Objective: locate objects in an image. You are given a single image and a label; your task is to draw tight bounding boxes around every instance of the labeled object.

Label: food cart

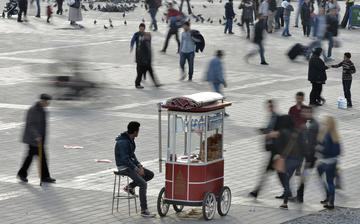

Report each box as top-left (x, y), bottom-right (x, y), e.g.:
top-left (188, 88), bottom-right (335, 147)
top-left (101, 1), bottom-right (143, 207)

top-left (156, 92), bottom-right (232, 220)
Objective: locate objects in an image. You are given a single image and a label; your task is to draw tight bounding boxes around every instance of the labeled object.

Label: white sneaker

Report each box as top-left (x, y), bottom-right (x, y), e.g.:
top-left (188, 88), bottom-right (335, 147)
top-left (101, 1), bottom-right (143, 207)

top-left (141, 209), bottom-right (156, 218)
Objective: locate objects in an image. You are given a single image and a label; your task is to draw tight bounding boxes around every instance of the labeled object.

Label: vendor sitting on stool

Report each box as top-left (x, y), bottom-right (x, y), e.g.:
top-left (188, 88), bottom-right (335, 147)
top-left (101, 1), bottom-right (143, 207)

top-left (114, 121), bottom-right (156, 218)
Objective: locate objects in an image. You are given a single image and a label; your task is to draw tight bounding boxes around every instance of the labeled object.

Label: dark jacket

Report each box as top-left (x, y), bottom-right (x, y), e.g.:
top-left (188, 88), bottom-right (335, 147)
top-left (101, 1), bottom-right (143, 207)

top-left (302, 119), bottom-right (319, 165)
top-left (254, 18), bottom-right (265, 44)
top-left (318, 133), bottom-right (341, 158)
top-left (326, 15), bottom-right (338, 37)
top-left (191, 30), bottom-right (205, 53)
top-left (308, 54), bottom-right (328, 83)
top-left (22, 102), bottom-right (47, 147)
top-left (275, 129), bottom-right (305, 160)
top-left (301, 2), bottom-right (312, 26)
top-left (114, 132), bottom-right (141, 170)
top-left (225, 2), bottom-right (235, 19)
top-left (136, 39), bottom-right (152, 66)
top-left (130, 31), bottom-right (144, 49)
top-left (269, 0), bottom-right (277, 12)
top-left (146, 0), bottom-right (158, 9)
top-left (239, 0), bottom-right (254, 21)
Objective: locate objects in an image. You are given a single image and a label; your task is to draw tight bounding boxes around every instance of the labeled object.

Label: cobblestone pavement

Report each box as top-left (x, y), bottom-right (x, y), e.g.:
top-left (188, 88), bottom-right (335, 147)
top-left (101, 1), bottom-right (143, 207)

top-left (0, 0), bottom-right (360, 223)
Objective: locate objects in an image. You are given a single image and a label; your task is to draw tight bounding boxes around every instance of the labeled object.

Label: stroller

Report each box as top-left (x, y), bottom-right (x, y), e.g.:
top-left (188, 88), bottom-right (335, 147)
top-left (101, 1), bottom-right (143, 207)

top-left (2, 0), bottom-right (19, 18)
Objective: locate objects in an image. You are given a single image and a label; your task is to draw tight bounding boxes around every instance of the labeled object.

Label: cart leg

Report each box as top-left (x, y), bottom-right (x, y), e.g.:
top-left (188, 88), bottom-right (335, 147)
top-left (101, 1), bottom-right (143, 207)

top-left (127, 177), bottom-right (131, 216)
top-left (112, 174), bottom-right (116, 214)
top-left (117, 175), bottom-right (120, 212)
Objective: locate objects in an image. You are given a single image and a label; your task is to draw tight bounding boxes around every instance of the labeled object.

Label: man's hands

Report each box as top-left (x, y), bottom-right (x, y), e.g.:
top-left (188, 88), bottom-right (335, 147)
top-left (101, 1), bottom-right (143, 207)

top-left (137, 166), bottom-right (145, 177)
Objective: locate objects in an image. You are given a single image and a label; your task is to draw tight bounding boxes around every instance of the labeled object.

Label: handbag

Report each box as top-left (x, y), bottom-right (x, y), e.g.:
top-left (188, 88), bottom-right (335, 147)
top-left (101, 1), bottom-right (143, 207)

top-left (273, 132), bottom-right (298, 173)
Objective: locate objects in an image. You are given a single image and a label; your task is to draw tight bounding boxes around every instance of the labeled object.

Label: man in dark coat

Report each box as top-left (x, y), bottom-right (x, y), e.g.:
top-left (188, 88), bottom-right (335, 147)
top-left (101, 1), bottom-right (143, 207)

top-left (239, 0), bottom-right (254, 39)
top-left (301, 0), bottom-right (313, 37)
top-left (340, 0), bottom-right (354, 28)
top-left (308, 48), bottom-right (329, 106)
top-left (268, 0), bottom-right (277, 33)
top-left (245, 14), bottom-right (268, 65)
top-left (17, 0), bottom-right (28, 22)
top-left (17, 94), bottom-right (56, 183)
top-left (224, 0), bottom-right (236, 34)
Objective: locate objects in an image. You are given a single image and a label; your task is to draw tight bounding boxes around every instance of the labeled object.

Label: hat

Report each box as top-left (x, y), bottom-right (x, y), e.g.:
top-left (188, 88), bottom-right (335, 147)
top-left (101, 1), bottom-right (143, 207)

top-left (40, 94), bottom-right (52, 101)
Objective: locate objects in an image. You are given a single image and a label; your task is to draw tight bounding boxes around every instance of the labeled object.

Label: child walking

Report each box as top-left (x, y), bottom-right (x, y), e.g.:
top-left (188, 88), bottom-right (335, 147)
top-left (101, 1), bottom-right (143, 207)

top-left (47, 1), bottom-right (53, 23)
top-left (331, 52), bottom-right (356, 107)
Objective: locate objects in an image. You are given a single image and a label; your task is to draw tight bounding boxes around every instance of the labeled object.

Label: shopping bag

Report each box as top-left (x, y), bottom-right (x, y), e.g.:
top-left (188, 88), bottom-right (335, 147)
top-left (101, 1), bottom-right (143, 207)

top-left (337, 97), bottom-right (347, 109)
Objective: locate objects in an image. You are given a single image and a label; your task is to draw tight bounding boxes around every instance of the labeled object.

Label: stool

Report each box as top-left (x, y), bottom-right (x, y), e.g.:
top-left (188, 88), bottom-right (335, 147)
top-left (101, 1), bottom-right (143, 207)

top-left (112, 171), bottom-right (138, 215)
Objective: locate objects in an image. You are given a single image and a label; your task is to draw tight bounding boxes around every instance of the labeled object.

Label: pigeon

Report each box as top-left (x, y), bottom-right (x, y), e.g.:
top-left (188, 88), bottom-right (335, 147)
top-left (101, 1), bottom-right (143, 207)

top-left (142, 18), bottom-right (145, 22)
top-left (195, 18), bottom-right (199, 22)
top-left (109, 19), bottom-right (113, 28)
top-left (220, 0), bottom-right (222, 3)
top-left (191, 5), bottom-right (194, 8)
top-left (219, 19), bottom-right (221, 24)
top-left (172, 0), bottom-right (177, 4)
top-left (210, 20), bottom-right (213, 24)
top-left (236, 22), bottom-right (242, 26)
top-left (223, 15), bottom-right (226, 20)
top-left (94, 19), bottom-right (97, 24)
top-left (89, 3), bottom-right (94, 9)
top-left (207, 17), bottom-right (211, 22)
top-left (97, 4), bottom-right (101, 10)
top-left (123, 12), bottom-right (126, 17)
top-left (81, 5), bottom-right (88, 11)
top-left (104, 25), bottom-right (108, 29)
top-left (234, 18), bottom-right (237, 23)
top-left (162, 17), bottom-right (165, 22)
top-left (124, 20), bottom-right (127, 25)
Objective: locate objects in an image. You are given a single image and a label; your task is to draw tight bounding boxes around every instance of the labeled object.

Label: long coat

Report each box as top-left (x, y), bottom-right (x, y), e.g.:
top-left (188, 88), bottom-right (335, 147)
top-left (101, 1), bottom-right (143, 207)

top-left (301, 2), bottom-right (312, 26)
top-left (22, 103), bottom-right (47, 147)
top-left (69, 0), bottom-right (83, 22)
top-left (308, 55), bottom-right (328, 83)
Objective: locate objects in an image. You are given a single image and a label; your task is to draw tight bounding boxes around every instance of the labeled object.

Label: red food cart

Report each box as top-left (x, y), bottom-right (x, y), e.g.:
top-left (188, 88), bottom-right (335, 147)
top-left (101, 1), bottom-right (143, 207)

top-left (156, 92), bottom-right (232, 220)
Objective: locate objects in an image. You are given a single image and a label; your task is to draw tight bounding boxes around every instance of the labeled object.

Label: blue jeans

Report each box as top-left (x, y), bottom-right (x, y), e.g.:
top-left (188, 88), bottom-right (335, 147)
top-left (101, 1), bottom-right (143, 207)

top-left (224, 18), bottom-right (233, 33)
top-left (213, 82), bottom-right (222, 94)
top-left (263, 16), bottom-right (268, 32)
top-left (31, 0), bottom-right (40, 16)
top-left (317, 162), bottom-right (337, 205)
top-left (258, 42), bottom-right (265, 63)
top-left (295, 6), bottom-right (301, 26)
top-left (180, 52), bottom-right (195, 80)
top-left (283, 157), bottom-right (303, 204)
top-left (327, 33), bottom-right (334, 58)
top-left (306, 39), bottom-right (328, 61)
top-left (275, 7), bottom-right (283, 28)
top-left (149, 8), bottom-right (158, 30)
top-left (282, 16), bottom-right (290, 36)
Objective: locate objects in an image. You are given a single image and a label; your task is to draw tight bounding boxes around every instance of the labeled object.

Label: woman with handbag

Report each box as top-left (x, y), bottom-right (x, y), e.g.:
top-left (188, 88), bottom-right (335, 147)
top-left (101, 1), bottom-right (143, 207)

top-left (316, 116), bottom-right (341, 209)
top-left (68, 0), bottom-right (82, 26)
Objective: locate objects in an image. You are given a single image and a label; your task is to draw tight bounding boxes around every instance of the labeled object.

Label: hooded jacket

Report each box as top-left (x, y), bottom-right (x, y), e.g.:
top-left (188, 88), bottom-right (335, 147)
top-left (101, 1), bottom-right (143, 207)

top-left (114, 132), bottom-right (141, 170)
top-left (23, 102), bottom-right (47, 147)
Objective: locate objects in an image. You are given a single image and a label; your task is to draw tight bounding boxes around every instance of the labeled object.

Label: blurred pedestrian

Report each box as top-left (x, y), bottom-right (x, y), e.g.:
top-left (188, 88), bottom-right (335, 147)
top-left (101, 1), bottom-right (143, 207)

top-left (146, 0), bottom-right (160, 31)
top-left (47, 1), bottom-right (53, 23)
top-left (179, 0), bottom-right (192, 15)
top-left (331, 52), bottom-right (356, 107)
top-left (300, 0), bottom-right (313, 37)
top-left (288, 92), bottom-right (308, 130)
top-left (130, 23), bottom-right (146, 87)
top-left (206, 50), bottom-right (227, 94)
top-left (340, 0), bottom-right (354, 28)
top-left (68, 0), bottom-right (82, 26)
top-left (224, 0), bottom-right (236, 34)
top-left (239, 0), bottom-right (254, 39)
top-left (245, 13), bottom-right (268, 65)
top-left (294, 0), bottom-right (305, 27)
top-left (282, 0), bottom-right (294, 37)
top-left (56, 0), bottom-right (64, 15)
top-left (306, 8), bottom-right (327, 60)
top-left (260, 0), bottom-right (269, 31)
top-left (325, 0), bottom-right (340, 19)
top-left (31, 0), bottom-right (40, 17)
top-left (325, 8), bottom-right (339, 60)
top-left (268, 0), bottom-right (277, 33)
top-left (114, 121), bottom-right (156, 217)
top-left (17, 94), bottom-right (56, 184)
top-left (249, 100), bottom-right (279, 198)
top-left (161, 13), bottom-right (184, 53)
top-left (308, 47), bottom-right (329, 106)
top-left (17, 0), bottom-right (28, 22)
top-left (135, 32), bottom-right (161, 89)
top-left (317, 116), bottom-right (341, 210)
top-left (179, 22), bottom-right (199, 81)
top-left (275, 0), bottom-right (284, 28)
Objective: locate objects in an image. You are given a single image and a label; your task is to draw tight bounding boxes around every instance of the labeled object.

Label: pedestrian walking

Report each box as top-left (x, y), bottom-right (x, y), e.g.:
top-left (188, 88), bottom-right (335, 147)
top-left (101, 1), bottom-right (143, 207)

top-left (288, 92), bottom-right (308, 130)
top-left (340, 0), bottom-right (354, 28)
top-left (224, 0), bottom-right (236, 34)
top-left (146, 0), bottom-right (160, 31)
top-left (130, 23), bottom-right (147, 88)
top-left (308, 47), bottom-right (329, 106)
top-left (325, 0), bottom-right (340, 19)
top-left (68, 0), bottom-right (82, 26)
top-left (31, 0), bottom-right (41, 17)
top-left (249, 100), bottom-right (279, 198)
top-left (245, 14), bottom-right (268, 65)
top-left (317, 116), bottom-right (341, 210)
top-left (47, 1), bottom-right (53, 23)
top-left (331, 52), bottom-right (356, 107)
top-left (114, 121), bottom-right (156, 217)
top-left (56, 0), bottom-right (64, 15)
top-left (17, 94), bottom-right (56, 184)
top-left (239, 0), bottom-right (254, 39)
top-left (306, 8), bottom-right (327, 60)
top-left (179, 0), bottom-right (192, 15)
top-left (135, 32), bottom-right (161, 89)
top-left (161, 13), bottom-right (185, 53)
top-left (179, 22), bottom-right (200, 81)
top-left (275, 0), bottom-right (284, 28)
top-left (294, 0), bottom-right (305, 27)
top-left (282, 0), bottom-right (294, 37)
top-left (17, 0), bottom-right (28, 22)
top-left (206, 50), bottom-right (227, 94)
top-left (260, 0), bottom-right (269, 31)
top-left (300, 0), bottom-right (313, 37)
top-left (268, 0), bottom-right (277, 33)
top-left (325, 9), bottom-right (339, 59)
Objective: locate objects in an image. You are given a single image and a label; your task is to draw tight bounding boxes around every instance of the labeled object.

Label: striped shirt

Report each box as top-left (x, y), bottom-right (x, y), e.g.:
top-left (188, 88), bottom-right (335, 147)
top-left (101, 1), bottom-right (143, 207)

top-left (332, 60), bottom-right (356, 80)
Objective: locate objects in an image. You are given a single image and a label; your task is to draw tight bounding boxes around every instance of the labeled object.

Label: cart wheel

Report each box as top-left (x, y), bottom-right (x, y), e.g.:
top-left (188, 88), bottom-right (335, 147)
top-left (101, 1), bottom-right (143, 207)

top-left (217, 186), bottom-right (231, 216)
top-left (157, 187), bottom-right (170, 217)
top-left (173, 204), bottom-right (184, 213)
top-left (202, 192), bottom-right (216, 220)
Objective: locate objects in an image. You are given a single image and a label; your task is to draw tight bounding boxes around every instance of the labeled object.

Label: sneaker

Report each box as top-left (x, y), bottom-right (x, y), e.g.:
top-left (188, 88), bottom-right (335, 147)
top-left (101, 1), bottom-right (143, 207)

top-left (42, 177), bottom-right (56, 183)
top-left (324, 204), bottom-right (335, 210)
top-left (136, 85), bottom-right (144, 89)
top-left (249, 191), bottom-right (258, 198)
top-left (261, 62), bottom-right (269, 65)
top-left (17, 175), bottom-right (28, 183)
top-left (275, 194), bottom-right (285, 199)
top-left (35, 15), bottom-right (40, 18)
top-left (141, 209), bottom-right (156, 218)
top-left (123, 185), bottom-right (136, 196)
top-left (320, 198), bottom-right (329, 204)
top-left (229, 32), bottom-right (235, 34)
top-left (279, 204), bottom-right (288, 210)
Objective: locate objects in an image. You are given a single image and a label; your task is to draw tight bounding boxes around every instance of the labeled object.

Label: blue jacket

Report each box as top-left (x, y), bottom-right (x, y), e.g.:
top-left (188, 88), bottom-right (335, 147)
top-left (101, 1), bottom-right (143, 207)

top-left (206, 56), bottom-right (225, 84)
top-left (225, 2), bottom-right (235, 19)
top-left (114, 132), bottom-right (141, 170)
top-left (130, 31), bottom-right (144, 49)
top-left (169, 15), bottom-right (186, 32)
top-left (319, 133), bottom-right (341, 158)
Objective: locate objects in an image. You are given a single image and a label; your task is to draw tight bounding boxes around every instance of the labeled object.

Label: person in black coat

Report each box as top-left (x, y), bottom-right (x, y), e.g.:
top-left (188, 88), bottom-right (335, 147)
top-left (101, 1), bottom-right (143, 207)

top-left (56, 0), bottom-right (64, 15)
top-left (325, 9), bottom-right (338, 59)
top-left (308, 48), bottom-right (329, 106)
top-left (224, 0), bottom-right (236, 34)
top-left (17, 0), bottom-right (28, 22)
top-left (239, 0), bottom-right (254, 39)
top-left (135, 32), bottom-right (161, 89)
top-left (301, 0), bottom-right (313, 37)
top-left (17, 94), bottom-right (56, 183)
top-left (245, 14), bottom-right (268, 65)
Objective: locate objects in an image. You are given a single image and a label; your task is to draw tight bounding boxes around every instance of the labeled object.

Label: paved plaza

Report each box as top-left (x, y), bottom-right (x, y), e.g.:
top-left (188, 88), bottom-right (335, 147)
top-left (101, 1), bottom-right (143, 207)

top-left (0, 0), bottom-right (360, 223)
